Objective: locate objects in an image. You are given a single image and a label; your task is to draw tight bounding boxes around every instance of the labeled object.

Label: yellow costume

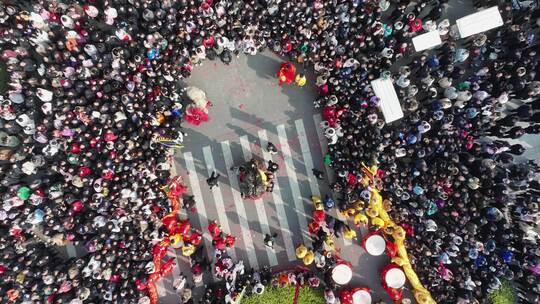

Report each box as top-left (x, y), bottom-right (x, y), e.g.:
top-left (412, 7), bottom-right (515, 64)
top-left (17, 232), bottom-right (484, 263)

top-left (325, 234), bottom-right (335, 251)
top-left (182, 244), bottom-right (195, 257)
top-left (361, 162), bottom-right (436, 304)
top-left (340, 207), bottom-right (356, 218)
top-left (296, 244), bottom-right (307, 259)
top-left (303, 250), bottom-right (314, 265)
top-left (170, 233), bottom-right (183, 247)
top-left (354, 213), bottom-right (368, 226)
top-left (295, 74), bottom-right (306, 87)
top-left (343, 226), bottom-right (357, 239)
top-left (352, 199), bottom-right (365, 211)
top-left (312, 195), bottom-right (323, 210)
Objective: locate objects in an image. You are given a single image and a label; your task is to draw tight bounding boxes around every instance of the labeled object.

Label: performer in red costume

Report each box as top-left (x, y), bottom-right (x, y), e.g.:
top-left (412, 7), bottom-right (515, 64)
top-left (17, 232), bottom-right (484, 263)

top-left (277, 61), bottom-right (296, 86)
top-left (208, 220), bottom-right (221, 238)
top-left (224, 234), bottom-right (236, 247)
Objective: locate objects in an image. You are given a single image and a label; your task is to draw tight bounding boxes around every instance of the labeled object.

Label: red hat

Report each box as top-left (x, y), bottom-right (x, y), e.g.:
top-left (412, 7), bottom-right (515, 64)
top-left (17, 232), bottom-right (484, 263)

top-left (78, 166), bottom-right (92, 177)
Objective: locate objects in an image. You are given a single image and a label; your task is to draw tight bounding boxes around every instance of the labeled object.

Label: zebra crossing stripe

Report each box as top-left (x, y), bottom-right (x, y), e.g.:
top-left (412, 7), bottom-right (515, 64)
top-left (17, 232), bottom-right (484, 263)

top-left (183, 152), bottom-right (214, 260)
top-left (221, 140), bottom-right (259, 269)
top-left (295, 119), bottom-right (321, 197)
top-left (202, 146), bottom-right (237, 260)
top-left (312, 114), bottom-right (352, 246)
top-left (258, 129), bottom-right (297, 261)
top-left (239, 136), bottom-right (279, 267)
top-left (276, 125), bottom-right (311, 246)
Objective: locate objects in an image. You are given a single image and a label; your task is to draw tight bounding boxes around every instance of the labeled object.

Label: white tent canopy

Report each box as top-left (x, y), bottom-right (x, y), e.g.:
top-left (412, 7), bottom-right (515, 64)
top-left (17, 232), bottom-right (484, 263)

top-left (371, 78), bottom-right (404, 123)
top-left (412, 30), bottom-right (442, 52)
top-left (456, 6), bottom-right (504, 38)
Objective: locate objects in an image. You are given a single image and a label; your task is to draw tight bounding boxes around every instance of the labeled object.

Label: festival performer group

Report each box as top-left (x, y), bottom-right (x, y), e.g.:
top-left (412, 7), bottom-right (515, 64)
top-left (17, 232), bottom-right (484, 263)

top-left (277, 61), bottom-right (307, 87)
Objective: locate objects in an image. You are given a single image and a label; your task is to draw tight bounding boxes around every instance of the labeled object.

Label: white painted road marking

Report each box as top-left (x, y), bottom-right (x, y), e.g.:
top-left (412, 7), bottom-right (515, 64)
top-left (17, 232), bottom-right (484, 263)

top-left (259, 129), bottom-right (297, 261)
top-left (276, 124), bottom-right (311, 245)
top-left (202, 146), bottom-right (237, 260)
top-left (183, 152), bottom-right (213, 260)
top-left (295, 119), bottom-right (321, 197)
top-left (221, 140), bottom-right (259, 268)
top-left (240, 135), bottom-right (278, 266)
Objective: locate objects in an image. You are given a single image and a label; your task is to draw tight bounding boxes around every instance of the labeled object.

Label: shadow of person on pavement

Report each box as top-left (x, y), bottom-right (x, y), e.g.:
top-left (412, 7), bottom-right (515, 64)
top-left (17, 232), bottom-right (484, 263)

top-left (229, 106), bottom-right (288, 136)
top-left (173, 126), bottom-right (245, 194)
top-left (246, 52), bottom-right (318, 114)
top-left (246, 53), bottom-right (282, 80)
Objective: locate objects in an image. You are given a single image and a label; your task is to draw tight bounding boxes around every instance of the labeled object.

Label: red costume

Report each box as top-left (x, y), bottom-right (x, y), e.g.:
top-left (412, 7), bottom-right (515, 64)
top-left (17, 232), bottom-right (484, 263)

top-left (208, 221), bottom-right (221, 238)
top-left (213, 237), bottom-right (226, 250)
top-left (184, 230), bottom-right (202, 246)
top-left (177, 219), bottom-right (191, 236)
top-left (386, 240), bottom-right (397, 257)
top-left (184, 106), bottom-right (209, 126)
top-left (277, 62), bottom-right (296, 86)
top-left (313, 209), bottom-right (326, 223)
top-left (224, 234), bottom-right (236, 247)
top-left (160, 258), bottom-right (175, 276)
top-left (308, 221), bottom-right (321, 235)
top-left (161, 214), bottom-right (178, 234)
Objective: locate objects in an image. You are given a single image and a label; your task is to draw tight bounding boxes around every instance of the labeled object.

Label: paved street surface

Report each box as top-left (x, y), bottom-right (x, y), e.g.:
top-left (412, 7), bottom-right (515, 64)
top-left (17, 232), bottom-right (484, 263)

top-left (158, 51), bottom-right (403, 303)
top-left (157, 3), bottom-right (540, 303)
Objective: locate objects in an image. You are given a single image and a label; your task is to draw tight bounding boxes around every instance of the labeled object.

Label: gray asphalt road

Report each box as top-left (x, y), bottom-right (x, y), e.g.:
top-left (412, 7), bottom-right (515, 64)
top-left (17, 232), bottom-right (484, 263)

top-left (158, 51), bottom-right (405, 303)
top-left (159, 2), bottom-right (540, 303)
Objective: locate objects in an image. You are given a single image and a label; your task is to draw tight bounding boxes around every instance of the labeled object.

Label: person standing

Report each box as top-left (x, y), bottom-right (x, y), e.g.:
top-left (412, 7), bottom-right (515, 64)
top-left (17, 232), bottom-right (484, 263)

top-left (183, 195), bottom-right (196, 211)
top-left (267, 160), bottom-right (279, 172)
top-left (264, 233), bottom-right (278, 249)
top-left (206, 171), bottom-right (220, 189)
top-left (312, 168), bottom-right (325, 180)
top-left (295, 73), bottom-right (307, 87)
top-left (267, 142), bottom-right (278, 155)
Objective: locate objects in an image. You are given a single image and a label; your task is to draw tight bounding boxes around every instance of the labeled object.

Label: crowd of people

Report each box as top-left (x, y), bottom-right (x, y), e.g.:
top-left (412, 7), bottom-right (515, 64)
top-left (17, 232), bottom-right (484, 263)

top-left (0, 0), bottom-right (539, 303)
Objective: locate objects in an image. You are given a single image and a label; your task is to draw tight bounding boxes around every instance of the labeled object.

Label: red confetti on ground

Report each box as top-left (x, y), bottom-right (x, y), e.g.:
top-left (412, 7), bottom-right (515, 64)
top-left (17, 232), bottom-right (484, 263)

top-left (239, 104), bottom-right (246, 109)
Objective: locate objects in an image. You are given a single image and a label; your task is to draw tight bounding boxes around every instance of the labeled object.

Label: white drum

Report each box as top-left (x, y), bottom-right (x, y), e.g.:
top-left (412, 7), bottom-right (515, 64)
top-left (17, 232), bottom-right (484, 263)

top-left (385, 268), bottom-right (406, 289)
top-left (364, 234), bottom-right (386, 256)
top-left (352, 290), bottom-right (372, 304)
top-left (331, 263), bottom-right (353, 285)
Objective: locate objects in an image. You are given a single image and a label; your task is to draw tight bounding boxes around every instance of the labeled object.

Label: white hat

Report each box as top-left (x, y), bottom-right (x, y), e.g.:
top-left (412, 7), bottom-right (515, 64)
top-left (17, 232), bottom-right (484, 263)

top-left (30, 12), bottom-right (45, 29)
top-left (61, 15), bottom-right (74, 28)
top-left (84, 5), bottom-right (99, 18)
top-left (36, 88), bottom-right (53, 102)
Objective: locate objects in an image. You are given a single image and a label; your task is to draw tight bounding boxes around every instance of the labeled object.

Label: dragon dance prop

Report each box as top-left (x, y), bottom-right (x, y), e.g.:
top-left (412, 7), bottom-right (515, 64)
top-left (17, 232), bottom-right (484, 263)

top-left (141, 176), bottom-right (190, 304)
top-left (361, 164), bottom-right (436, 304)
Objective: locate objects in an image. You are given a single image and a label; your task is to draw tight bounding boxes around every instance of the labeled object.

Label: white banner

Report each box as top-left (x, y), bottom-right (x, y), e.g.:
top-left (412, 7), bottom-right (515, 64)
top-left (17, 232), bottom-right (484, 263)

top-left (456, 6), bottom-right (504, 38)
top-left (371, 78), bottom-right (404, 123)
top-left (412, 30), bottom-right (443, 52)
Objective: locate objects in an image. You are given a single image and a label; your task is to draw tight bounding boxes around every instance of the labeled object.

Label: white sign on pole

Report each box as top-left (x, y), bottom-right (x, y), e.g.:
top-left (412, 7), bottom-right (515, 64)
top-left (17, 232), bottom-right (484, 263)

top-left (456, 6), bottom-right (504, 38)
top-left (371, 78), bottom-right (403, 123)
top-left (412, 30), bottom-right (443, 52)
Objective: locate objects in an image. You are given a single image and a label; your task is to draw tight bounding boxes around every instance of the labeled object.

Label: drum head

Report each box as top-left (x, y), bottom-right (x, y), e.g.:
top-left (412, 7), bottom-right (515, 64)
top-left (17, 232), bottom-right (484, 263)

top-left (365, 235), bottom-right (386, 256)
top-left (352, 290), bottom-right (372, 304)
top-left (385, 268), bottom-right (406, 289)
top-left (332, 263), bottom-right (353, 285)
